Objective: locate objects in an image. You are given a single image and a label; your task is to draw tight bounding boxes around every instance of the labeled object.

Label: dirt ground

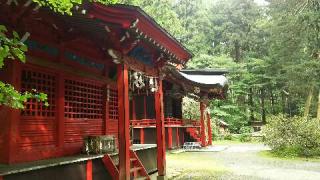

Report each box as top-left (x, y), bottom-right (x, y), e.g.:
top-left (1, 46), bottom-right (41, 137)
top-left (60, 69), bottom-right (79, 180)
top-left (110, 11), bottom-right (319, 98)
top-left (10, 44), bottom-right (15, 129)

top-left (165, 143), bottom-right (320, 180)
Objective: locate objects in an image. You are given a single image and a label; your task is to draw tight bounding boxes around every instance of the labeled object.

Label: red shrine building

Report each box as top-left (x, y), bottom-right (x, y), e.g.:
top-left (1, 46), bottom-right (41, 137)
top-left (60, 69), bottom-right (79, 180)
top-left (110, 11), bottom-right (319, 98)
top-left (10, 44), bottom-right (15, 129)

top-left (0, 1), bottom-right (228, 180)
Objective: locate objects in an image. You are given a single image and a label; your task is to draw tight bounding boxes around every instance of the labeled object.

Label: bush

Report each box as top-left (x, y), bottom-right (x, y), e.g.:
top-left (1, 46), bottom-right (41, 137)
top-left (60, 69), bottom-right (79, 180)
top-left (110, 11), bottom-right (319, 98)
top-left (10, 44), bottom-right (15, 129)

top-left (224, 133), bottom-right (233, 140)
top-left (239, 126), bottom-right (253, 142)
top-left (263, 114), bottom-right (320, 157)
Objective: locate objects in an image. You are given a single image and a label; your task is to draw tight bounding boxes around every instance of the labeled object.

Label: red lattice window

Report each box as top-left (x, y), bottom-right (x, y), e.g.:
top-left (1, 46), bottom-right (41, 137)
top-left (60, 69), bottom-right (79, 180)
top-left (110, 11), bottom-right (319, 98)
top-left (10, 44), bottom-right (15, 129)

top-left (21, 69), bottom-right (56, 117)
top-left (64, 79), bottom-right (103, 119)
top-left (108, 89), bottom-right (118, 120)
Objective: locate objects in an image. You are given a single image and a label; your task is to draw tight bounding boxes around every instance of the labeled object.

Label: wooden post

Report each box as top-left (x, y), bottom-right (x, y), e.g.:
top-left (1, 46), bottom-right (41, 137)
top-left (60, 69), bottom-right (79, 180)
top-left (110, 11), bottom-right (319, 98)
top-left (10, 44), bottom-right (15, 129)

top-left (144, 96), bottom-right (147, 119)
top-left (117, 64), bottom-right (130, 180)
top-left (132, 96), bottom-right (136, 120)
top-left (7, 60), bottom-right (21, 163)
top-left (181, 129), bottom-right (184, 145)
top-left (155, 79), bottom-right (166, 178)
top-left (86, 160), bottom-right (92, 180)
top-left (57, 73), bottom-right (65, 148)
top-left (207, 112), bottom-right (212, 146)
top-left (167, 128), bottom-right (173, 149)
top-left (104, 85), bottom-right (110, 135)
top-left (176, 128), bottom-right (180, 147)
top-left (140, 128), bottom-right (144, 144)
top-left (200, 102), bottom-right (206, 147)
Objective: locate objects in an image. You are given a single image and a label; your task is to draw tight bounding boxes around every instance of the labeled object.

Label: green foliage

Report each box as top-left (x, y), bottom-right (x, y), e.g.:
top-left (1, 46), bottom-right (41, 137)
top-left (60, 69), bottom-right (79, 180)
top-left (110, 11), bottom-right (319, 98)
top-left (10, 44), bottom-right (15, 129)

top-left (223, 133), bottom-right (233, 140)
top-left (263, 115), bottom-right (320, 157)
top-left (239, 126), bottom-right (253, 142)
top-left (0, 27), bottom-right (48, 109)
top-left (121, 0), bottom-right (184, 37)
top-left (0, 82), bottom-right (48, 109)
top-left (182, 97), bottom-right (200, 120)
top-left (33, 0), bottom-right (118, 15)
top-left (0, 25), bottom-right (27, 67)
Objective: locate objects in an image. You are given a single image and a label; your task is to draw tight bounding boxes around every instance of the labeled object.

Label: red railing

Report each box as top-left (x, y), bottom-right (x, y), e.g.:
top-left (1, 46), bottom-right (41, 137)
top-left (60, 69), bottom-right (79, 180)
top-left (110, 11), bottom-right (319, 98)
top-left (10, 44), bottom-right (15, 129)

top-left (130, 118), bottom-right (200, 127)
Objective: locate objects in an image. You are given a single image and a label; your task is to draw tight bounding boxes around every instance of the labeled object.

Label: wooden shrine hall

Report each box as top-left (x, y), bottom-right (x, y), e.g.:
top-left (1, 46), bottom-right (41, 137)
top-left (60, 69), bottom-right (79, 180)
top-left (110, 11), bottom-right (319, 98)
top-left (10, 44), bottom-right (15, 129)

top-left (131, 68), bottom-right (228, 148)
top-left (0, 1), bottom-right (228, 180)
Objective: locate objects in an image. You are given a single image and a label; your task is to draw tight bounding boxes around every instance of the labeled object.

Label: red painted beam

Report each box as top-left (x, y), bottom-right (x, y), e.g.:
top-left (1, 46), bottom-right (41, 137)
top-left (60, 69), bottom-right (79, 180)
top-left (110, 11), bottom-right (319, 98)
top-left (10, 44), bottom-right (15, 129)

top-left (86, 160), bottom-right (92, 180)
top-left (167, 128), bottom-right (173, 149)
top-left (140, 128), bottom-right (145, 144)
top-left (155, 80), bottom-right (166, 177)
top-left (117, 64), bottom-right (130, 180)
top-left (207, 112), bottom-right (212, 146)
top-left (200, 102), bottom-right (206, 147)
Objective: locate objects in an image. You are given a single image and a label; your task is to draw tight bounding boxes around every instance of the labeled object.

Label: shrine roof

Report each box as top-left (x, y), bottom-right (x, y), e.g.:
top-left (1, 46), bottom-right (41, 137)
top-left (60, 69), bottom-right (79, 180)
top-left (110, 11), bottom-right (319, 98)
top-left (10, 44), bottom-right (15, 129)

top-left (180, 69), bottom-right (228, 75)
top-left (179, 71), bottom-right (228, 87)
top-left (84, 3), bottom-right (193, 64)
top-left (164, 67), bottom-right (228, 99)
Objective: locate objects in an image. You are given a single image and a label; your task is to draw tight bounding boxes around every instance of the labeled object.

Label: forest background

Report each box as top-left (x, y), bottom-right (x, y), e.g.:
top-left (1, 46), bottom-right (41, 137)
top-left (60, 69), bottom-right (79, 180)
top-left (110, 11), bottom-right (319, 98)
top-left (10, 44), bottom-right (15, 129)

top-left (121, 0), bottom-right (320, 133)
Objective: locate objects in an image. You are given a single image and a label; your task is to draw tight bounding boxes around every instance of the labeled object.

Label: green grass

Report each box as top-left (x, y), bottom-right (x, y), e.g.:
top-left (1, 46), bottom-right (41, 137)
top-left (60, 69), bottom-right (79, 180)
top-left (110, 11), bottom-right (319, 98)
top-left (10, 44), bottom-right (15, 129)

top-left (212, 140), bottom-right (243, 145)
top-left (166, 152), bottom-right (228, 179)
top-left (259, 150), bottom-right (320, 162)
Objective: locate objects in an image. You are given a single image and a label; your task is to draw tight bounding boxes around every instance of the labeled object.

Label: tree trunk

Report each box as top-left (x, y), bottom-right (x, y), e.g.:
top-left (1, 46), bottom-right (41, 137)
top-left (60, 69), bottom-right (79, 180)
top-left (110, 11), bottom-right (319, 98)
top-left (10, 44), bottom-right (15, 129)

top-left (281, 93), bottom-right (286, 114)
top-left (234, 40), bottom-right (241, 62)
top-left (261, 88), bottom-right (266, 124)
top-left (317, 89), bottom-right (320, 124)
top-left (303, 84), bottom-right (314, 118)
top-left (249, 88), bottom-right (254, 122)
top-left (270, 88), bottom-right (275, 114)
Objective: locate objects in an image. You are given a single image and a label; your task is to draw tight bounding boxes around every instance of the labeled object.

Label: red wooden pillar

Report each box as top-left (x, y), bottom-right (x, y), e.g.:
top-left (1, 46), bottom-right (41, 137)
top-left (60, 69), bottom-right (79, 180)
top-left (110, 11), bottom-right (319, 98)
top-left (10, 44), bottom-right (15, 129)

top-left (132, 97), bottom-right (136, 120)
top-left (181, 129), bottom-right (184, 145)
top-left (167, 127), bottom-right (173, 149)
top-left (86, 160), bottom-right (92, 180)
top-left (6, 60), bottom-right (21, 163)
top-left (104, 85), bottom-right (110, 135)
top-left (57, 73), bottom-right (65, 148)
top-left (207, 112), bottom-right (212, 146)
top-left (140, 128), bottom-right (144, 144)
top-left (144, 96), bottom-right (147, 119)
top-left (176, 128), bottom-right (180, 147)
top-left (117, 64), bottom-right (130, 180)
top-left (57, 45), bottom-right (65, 147)
top-left (0, 176), bottom-right (3, 180)
top-left (200, 102), bottom-right (206, 147)
top-left (155, 79), bottom-right (166, 178)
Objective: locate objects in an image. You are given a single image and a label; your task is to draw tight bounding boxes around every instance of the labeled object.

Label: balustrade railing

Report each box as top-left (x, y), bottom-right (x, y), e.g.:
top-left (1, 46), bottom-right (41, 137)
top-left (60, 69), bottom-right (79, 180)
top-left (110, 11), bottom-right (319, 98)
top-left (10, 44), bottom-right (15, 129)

top-left (130, 118), bottom-right (200, 127)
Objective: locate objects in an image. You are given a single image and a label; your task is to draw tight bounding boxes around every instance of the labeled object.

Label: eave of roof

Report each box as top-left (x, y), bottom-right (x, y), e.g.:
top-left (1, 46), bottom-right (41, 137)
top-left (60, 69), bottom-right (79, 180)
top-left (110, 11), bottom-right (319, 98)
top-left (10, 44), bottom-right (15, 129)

top-left (180, 69), bottom-right (229, 75)
top-left (164, 66), bottom-right (228, 99)
top-left (179, 72), bottom-right (228, 87)
top-left (87, 3), bottom-right (193, 63)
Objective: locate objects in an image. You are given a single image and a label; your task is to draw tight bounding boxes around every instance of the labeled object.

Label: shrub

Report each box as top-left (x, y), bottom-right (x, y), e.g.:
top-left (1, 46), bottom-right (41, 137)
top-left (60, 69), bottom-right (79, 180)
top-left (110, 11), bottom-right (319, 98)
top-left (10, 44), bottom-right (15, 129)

top-left (263, 114), bottom-right (320, 157)
top-left (224, 133), bottom-right (233, 140)
top-left (239, 126), bottom-right (253, 142)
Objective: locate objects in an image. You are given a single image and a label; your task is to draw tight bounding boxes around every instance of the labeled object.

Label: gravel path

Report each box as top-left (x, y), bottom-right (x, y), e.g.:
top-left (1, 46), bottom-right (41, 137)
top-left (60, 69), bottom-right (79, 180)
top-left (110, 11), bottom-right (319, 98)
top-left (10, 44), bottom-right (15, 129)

top-left (211, 143), bottom-right (320, 180)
